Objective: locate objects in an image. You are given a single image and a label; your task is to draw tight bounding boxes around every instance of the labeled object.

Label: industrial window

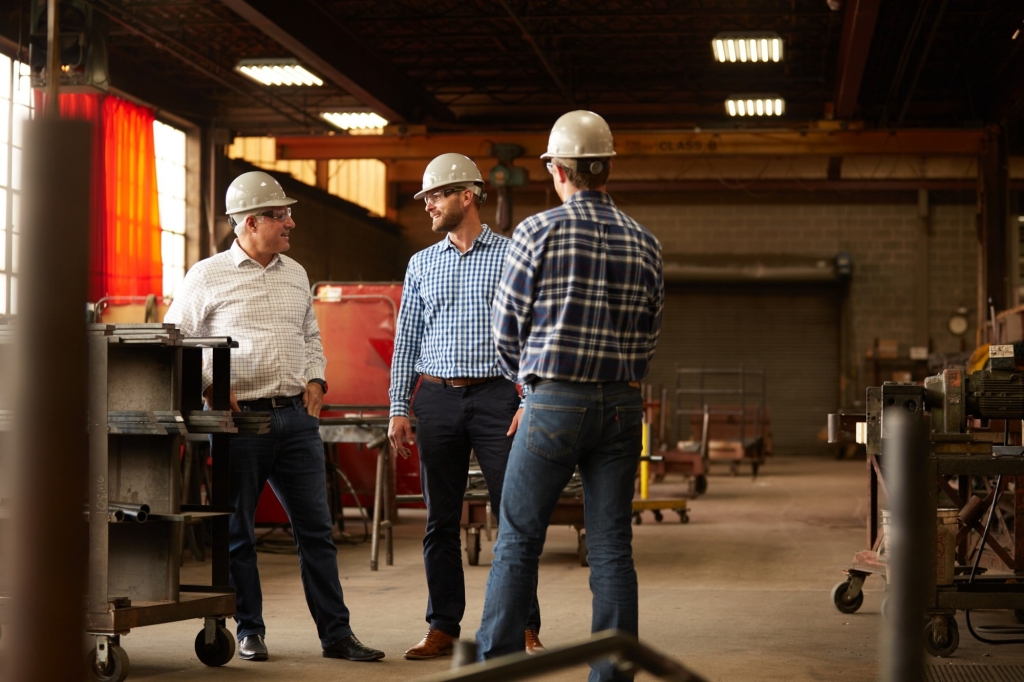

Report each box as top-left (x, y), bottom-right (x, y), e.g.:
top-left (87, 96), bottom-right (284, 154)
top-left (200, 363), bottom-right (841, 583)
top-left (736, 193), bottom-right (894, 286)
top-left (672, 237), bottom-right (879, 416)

top-left (0, 56), bottom-right (32, 317)
top-left (153, 120), bottom-right (186, 298)
top-left (227, 136), bottom-right (386, 217)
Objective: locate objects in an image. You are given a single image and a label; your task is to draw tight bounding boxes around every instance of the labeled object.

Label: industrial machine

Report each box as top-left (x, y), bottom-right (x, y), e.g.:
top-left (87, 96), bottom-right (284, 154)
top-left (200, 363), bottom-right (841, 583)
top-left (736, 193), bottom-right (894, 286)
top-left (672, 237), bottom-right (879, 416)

top-left (829, 344), bottom-right (1024, 657)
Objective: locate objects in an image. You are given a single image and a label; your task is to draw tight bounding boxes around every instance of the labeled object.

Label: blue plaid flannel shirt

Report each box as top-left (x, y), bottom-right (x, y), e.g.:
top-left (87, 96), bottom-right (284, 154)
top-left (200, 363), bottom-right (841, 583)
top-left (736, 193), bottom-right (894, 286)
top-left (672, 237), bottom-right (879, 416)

top-left (492, 191), bottom-right (665, 387)
top-left (389, 225), bottom-right (511, 418)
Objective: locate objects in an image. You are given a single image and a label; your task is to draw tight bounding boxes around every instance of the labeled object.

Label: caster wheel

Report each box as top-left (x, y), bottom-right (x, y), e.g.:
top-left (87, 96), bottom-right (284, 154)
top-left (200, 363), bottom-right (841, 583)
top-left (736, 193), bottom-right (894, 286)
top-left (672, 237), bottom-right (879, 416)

top-left (578, 532), bottom-right (589, 567)
top-left (653, 510), bottom-right (664, 523)
top-left (678, 510), bottom-right (690, 524)
top-left (195, 625), bottom-right (236, 667)
top-left (87, 644), bottom-right (130, 682)
top-left (695, 475), bottom-right (708, 496)
top-left (466, 531), bottom-right (481, 566)
top-left (923, 617), bottom-right (959, 658)
top-left (1015, 609), bottom-right (1024, 625)
top-left (831, 580), bottom-right (864, 614)
top-left (633, 513), bottom-right (642, 526)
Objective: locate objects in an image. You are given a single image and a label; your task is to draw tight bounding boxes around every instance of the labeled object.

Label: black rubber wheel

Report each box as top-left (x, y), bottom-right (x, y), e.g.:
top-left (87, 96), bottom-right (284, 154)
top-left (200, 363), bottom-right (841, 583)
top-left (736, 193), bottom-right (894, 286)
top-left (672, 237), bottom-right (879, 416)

top-left (466, 532), bottom-right (481, 566)
top-left (694, 475), bottom-right (708, 496)
top-left (678, 510), bottom-right (690, 524)
top-left (578, 532), bottom-right (589, 567)
top-left (195, 626), bottom-right (236, 667)
top-left (923, 617), bottom-right (959, 658)
top-left (633, 512), bottom-right (642, 525)
top-left (831, 580), bottom-right (864, 614)
top-left (653, 510), bottom-right (664, 523)
top-left (1014, 609), bottom-right (1024, 625)
top-left (87, 645), bottom-right (130, 682)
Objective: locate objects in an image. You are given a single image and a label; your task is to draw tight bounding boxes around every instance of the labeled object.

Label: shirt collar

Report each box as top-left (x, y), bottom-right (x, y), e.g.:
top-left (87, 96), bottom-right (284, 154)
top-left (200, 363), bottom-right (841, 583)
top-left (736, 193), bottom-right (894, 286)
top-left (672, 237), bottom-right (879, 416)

top-left (230, 239), bottom-right (282, 269)
top-left (440, 224), bottom-right (498, 252)
top-left (564, 190), bottom-right (615, 208)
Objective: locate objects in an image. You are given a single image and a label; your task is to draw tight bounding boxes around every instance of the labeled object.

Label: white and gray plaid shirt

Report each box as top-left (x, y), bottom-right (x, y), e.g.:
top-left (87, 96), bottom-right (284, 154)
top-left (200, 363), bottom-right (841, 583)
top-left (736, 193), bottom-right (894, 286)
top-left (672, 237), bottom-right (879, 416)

top-left (164, 240), bottom-right (326, 401)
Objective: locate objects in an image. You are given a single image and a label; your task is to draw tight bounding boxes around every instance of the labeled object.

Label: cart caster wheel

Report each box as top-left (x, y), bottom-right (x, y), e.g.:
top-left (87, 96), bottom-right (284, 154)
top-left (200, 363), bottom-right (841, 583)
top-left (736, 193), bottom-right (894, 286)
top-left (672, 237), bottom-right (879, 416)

top-left (653, 510), bottom-right (664, 523)
top-left (695, 475), bottom-right (708, 496)
top-left (677, 510), bottom-right (690, 524)
top-left (87, 645), bottom-right (130, 682)
top-left (195, 626), bottom-right (235, 667)
top-left (633, 512), bottom-right (642, 526)
top-left (831, 580), bottom-right (864, 614)
top-left (465, 530), bottom-right (481, 566)
top-left (578, 532), bottom-right (589, 567)
top-left (923, 617), bottom-right (959, 658)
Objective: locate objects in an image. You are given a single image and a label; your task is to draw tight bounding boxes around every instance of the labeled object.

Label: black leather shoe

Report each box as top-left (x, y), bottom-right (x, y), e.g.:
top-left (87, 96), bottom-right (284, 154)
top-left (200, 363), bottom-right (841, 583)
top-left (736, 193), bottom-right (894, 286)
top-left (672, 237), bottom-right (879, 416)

top-left (322, 634), bottom-right (385, 661)
top-left (239, 634), bottom-right (268, 661)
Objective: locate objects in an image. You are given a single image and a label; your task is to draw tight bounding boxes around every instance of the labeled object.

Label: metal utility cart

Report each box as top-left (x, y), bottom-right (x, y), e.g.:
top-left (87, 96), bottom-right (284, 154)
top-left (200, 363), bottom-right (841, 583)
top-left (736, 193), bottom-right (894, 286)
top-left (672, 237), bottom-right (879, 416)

top-left (828, 348), bottom-right (1024, 657)
top-left (673, 366), bottom-right (769, 478)
top-left (84, 324), bottom-right (242, 681)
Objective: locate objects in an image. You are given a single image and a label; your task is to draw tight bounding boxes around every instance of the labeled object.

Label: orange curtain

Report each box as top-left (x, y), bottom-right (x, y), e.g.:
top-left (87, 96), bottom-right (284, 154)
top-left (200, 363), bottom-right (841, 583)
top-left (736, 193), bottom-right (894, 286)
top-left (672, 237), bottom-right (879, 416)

top-left (102, 97), bottom-right (163, 297)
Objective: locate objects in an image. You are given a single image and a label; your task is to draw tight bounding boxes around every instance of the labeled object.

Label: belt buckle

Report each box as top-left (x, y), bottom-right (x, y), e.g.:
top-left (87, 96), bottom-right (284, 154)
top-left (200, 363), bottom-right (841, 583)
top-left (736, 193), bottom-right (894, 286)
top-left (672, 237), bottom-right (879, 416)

top-left (449, 378), bottom-right (468, 388)
top-left (270, 396), bottom-right (288, 409)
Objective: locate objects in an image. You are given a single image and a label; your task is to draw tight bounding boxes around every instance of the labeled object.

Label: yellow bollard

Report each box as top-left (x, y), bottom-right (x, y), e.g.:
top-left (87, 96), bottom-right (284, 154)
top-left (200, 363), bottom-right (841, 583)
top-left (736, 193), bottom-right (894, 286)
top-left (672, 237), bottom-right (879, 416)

top-left (640, 421), bottom-right (650, 500)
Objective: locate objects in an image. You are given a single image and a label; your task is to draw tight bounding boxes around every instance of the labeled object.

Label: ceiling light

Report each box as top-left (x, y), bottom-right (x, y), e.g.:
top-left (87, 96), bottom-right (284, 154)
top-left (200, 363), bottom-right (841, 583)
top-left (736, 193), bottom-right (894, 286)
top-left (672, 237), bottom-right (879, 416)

top-left (712, 32), bottom-right (784, 63)
top-left (725, 95), bottom-right (785, 117)
top-left (321, 112), bottom-right (389, 131)
top-left (236, 59), bottom-right (323, 86)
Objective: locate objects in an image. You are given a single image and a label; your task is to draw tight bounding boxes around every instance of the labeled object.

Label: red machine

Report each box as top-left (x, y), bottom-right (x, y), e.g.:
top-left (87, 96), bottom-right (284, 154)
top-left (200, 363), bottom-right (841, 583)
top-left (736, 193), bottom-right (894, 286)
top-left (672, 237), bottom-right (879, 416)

top-left (254, 282), bottom-right (422, 527)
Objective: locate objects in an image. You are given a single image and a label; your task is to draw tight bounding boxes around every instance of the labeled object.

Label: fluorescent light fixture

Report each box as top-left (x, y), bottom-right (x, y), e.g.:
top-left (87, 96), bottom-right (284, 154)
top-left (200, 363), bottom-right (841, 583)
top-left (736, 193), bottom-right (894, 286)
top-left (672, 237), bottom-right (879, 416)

top-left (321, 112), bottom-right (389, 130)
top-left (236, 58), bottom-right (323, 86)
top-left (712, 32), bottom-right (784, 63)
top-left (725, 94), bottom-right (785, 117)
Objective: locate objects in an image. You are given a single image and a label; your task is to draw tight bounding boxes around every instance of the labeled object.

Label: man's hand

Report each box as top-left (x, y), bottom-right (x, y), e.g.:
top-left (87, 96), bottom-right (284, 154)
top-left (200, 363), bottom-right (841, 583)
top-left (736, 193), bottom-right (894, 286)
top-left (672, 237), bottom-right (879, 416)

top-left (203, 385), bottom-right (240, 412)
top-left (389, 416), bottom-right (415, 459)
top-left (303, 382), bottom-right (324, 418)
top-left (507, 407), bottom-right (525, 436)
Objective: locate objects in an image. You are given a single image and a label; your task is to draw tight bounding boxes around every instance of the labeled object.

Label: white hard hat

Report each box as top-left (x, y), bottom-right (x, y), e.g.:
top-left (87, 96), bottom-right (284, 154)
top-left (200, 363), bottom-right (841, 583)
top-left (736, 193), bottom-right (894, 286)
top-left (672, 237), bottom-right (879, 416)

top-left (225, 171), bottom-right (297, 216)
top-left (541, 110), bottom-right (616, 160)
top-left (414, 153), bottom-right (485, 200)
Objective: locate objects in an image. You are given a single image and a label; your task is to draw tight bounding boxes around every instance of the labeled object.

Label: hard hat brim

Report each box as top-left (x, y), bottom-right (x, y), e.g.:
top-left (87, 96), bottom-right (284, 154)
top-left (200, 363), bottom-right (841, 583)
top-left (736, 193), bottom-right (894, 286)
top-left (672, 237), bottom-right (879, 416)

top-left (540, 150), bottom-right (617, 160)
top-left (225, 196), bottom-right (297, 215)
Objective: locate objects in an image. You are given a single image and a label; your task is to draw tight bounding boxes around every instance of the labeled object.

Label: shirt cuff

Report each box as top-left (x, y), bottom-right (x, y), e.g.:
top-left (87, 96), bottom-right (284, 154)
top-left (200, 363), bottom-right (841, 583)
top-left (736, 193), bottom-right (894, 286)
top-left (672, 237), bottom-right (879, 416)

top-left (389, 402), bottom-right (410, 419)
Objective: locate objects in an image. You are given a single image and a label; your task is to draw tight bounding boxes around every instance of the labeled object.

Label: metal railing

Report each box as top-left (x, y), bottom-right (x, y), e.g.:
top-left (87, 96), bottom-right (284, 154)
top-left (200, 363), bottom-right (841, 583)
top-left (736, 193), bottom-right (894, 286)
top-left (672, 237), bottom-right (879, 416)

top-left (415, 630), bottom-right (707, 682)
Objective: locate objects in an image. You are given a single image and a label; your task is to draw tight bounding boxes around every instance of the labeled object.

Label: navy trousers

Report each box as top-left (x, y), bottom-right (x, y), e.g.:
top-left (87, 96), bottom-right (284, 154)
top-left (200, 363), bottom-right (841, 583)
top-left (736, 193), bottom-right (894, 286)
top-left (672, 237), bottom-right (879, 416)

top-left (412, 377), bottom-right (541, 638)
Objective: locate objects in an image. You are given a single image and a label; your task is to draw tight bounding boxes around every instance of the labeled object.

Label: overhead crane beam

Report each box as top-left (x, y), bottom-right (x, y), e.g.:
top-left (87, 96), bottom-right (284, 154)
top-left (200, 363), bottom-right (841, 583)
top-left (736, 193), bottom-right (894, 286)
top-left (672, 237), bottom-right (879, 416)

top-left (277, 129), bottom-right (988, 161)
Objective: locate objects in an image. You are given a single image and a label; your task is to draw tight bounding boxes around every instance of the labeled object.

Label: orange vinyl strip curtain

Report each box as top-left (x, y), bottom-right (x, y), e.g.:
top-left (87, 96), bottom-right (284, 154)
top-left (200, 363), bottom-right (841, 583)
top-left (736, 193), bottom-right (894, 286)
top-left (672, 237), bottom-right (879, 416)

top-left (34, 92), bottom-right (163, 300)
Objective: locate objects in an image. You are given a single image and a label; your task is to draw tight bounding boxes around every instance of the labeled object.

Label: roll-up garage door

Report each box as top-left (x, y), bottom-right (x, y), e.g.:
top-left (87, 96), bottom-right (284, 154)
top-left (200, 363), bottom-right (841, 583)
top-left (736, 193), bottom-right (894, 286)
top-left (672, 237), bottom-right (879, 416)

top-left (647, 282), bottom-right (840, 456)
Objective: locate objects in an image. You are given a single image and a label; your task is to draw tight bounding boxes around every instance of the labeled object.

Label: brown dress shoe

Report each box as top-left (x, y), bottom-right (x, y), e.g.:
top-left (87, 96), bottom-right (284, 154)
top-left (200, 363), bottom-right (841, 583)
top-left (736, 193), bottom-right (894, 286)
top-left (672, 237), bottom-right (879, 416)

top-left (404, 629), bottom-right (456, 660)
top-left (525, 629), bottom-right (545, 654)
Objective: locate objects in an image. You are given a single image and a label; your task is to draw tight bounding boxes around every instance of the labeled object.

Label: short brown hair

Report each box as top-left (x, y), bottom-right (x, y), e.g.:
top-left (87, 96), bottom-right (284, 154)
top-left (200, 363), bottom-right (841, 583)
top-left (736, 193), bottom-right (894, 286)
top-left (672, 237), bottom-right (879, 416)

top-left (559, 158), bottom-right (611, 190)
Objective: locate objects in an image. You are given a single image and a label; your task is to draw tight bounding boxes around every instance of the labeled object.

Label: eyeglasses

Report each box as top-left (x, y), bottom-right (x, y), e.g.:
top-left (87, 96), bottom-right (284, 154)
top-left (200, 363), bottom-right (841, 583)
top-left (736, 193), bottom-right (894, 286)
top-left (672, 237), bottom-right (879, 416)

top-left (422, 187), bottom-right (466, 205)
top-left (255, 207), bottom-right (292, 221)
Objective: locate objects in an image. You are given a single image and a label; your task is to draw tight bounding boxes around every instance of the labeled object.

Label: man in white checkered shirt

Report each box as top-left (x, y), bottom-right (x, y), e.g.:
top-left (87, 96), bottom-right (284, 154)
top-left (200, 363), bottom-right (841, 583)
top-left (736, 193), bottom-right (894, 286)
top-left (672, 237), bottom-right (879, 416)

top-left (165, 171), bottom-right (384, 664)
top-left (388, 154), bottom-right (543, 660)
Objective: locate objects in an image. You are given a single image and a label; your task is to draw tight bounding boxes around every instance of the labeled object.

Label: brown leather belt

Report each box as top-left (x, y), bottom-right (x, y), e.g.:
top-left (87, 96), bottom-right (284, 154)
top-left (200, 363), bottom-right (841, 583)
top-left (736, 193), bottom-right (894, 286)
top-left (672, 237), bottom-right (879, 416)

top-left (421, 374), bottom-right (502, 388)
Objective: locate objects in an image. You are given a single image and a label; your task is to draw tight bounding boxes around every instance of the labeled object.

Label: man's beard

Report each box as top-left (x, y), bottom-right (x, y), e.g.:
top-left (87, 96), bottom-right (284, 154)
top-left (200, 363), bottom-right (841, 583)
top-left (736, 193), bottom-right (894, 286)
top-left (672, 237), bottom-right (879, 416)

top-left (432, 202), bottom-right (464, 233)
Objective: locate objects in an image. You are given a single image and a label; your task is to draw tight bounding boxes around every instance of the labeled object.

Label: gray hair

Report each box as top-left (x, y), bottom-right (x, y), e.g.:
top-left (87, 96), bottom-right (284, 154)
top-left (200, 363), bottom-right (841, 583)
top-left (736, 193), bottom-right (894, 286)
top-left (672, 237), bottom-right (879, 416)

top-left (231, 212), bottom-right (255, 237)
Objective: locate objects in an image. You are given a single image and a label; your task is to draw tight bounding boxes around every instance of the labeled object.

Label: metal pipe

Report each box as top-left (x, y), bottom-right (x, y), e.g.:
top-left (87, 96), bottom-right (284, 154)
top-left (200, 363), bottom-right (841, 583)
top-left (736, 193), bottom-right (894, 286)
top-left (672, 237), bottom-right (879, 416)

top-left (880, 401), bottom-right (928, 682)
top-left (369, 444), bottom-right (386, 571)
top-left (8, 118), bottom-right (92, 681)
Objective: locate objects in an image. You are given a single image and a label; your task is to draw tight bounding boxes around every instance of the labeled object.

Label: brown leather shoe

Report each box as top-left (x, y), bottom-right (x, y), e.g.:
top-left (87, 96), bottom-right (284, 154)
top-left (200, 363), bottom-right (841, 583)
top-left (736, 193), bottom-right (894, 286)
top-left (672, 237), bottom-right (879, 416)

top-left (525, 629), bottom-right (545, 654)
top-left (404, 629), bottom-right (455, 660)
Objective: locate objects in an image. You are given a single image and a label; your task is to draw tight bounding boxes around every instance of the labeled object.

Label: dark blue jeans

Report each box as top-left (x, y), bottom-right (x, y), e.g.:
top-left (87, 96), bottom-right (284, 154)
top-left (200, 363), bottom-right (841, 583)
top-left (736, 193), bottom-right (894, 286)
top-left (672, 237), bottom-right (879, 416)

top-left (412, 377), bottom-right (541, 638)
top-left (229, 396), bottom-right (352, 648)
top-left (476, 381), bottom-right (643, 682)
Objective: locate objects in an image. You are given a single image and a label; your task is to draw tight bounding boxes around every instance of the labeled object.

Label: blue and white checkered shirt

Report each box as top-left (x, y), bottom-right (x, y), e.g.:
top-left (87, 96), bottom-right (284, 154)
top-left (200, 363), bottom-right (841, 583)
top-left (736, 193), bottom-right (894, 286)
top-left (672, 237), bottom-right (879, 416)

top-left (389, 225), bottom-right (510, 418)
top-left (492, 191), bottom-right (664, 387)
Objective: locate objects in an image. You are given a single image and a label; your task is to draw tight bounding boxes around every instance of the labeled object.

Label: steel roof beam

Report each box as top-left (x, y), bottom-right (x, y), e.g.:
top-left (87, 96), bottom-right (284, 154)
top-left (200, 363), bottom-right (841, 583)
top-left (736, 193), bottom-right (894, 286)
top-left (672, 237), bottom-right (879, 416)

top-left (832, 0), bottom-right (882, 120)
top-left (219, 0), bottom-right (455, 124)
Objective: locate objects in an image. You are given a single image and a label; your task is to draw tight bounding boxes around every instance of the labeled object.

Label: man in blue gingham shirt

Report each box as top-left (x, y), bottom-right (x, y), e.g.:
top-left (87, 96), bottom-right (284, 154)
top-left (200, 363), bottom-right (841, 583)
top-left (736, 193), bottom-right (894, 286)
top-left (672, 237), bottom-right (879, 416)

top-left (388, 154), bottom-right (543, 660)
top-left (477, 111), bottom-right (664, 682)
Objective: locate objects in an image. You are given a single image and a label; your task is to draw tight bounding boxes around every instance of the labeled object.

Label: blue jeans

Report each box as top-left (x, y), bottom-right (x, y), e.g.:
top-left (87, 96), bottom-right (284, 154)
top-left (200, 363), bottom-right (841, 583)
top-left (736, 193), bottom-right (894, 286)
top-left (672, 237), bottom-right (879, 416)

top-left (412, 378), bottom-right (541, 638)
top-left (229, 396), bottom-right (352, 648)
top-left (476, 381), bottom-right (642, 682)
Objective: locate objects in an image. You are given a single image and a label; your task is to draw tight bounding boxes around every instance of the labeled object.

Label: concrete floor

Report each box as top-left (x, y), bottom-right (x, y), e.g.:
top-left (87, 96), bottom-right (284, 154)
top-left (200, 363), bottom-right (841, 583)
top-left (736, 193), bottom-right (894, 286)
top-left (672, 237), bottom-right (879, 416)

top-left (7, 456), bottom-right (1024, 680)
